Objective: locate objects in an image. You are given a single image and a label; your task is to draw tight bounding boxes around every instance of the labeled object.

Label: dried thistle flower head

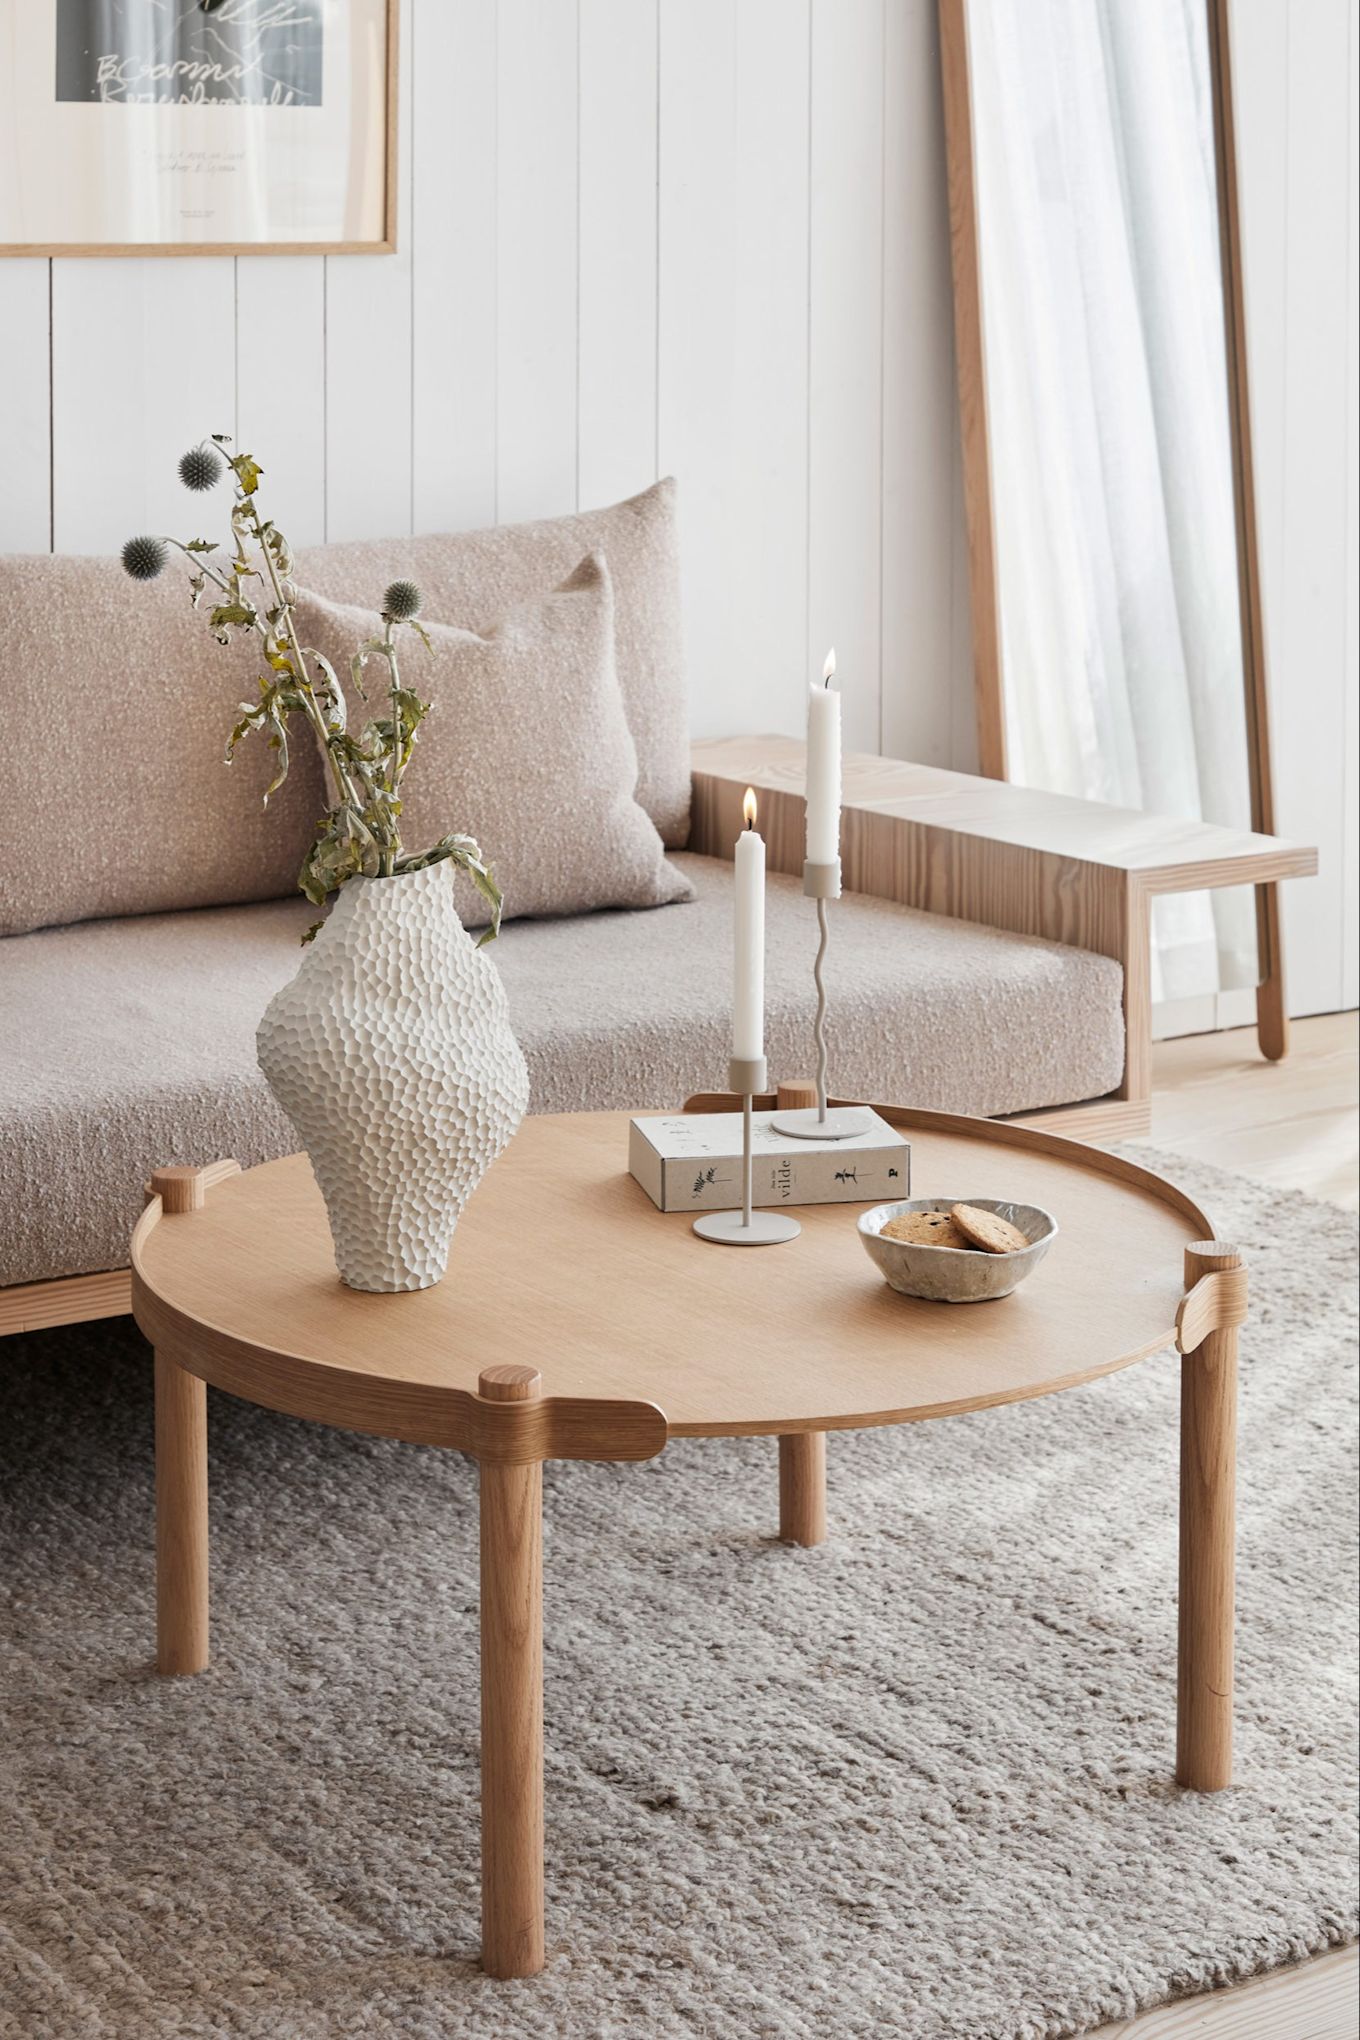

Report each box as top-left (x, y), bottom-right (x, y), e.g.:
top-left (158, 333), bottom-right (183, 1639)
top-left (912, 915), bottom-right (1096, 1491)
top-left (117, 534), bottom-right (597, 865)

top-left (121, 534), bottom-right (168, 581)
top-left (382, 579), bottom-right (422, 622)
top-left (178, 444), bottom-right (224, 493)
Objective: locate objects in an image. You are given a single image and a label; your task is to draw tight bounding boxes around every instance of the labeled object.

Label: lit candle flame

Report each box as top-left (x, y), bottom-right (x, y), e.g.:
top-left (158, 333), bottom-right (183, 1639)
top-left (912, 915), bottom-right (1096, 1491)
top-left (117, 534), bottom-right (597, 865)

top-left (822, 648), bottom-right (836, 687)
top-left (742, 786), bottom-right (758, 830)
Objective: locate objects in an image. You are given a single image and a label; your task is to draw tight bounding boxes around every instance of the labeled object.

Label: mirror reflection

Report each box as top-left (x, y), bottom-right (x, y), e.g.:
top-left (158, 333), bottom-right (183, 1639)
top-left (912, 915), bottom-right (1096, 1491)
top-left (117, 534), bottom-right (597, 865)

top-left (968, 0), bottom-right (1258, 998)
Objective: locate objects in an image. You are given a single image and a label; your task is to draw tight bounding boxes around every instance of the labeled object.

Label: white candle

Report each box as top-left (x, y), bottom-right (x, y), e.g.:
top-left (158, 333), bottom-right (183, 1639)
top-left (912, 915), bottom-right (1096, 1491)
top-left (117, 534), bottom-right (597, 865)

top-left (732, 787), bottom-right (765, 1062)
top-left (805, 647), bottom-right (841, 866)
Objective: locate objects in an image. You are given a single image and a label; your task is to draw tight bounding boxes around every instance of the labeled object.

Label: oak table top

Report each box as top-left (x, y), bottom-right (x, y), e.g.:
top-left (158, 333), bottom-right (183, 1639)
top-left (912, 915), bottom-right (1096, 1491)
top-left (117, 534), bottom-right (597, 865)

top-left (131, 1104), bottom-right (1245, 1981)
top-left (131, 1105), bottom-right (1216, 1445)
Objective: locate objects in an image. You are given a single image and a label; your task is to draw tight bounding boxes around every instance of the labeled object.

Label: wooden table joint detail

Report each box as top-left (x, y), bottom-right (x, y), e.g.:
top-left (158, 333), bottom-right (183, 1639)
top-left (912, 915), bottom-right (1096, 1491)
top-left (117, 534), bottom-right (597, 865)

top-left (145, 1160), bottom-right (242, 1213)
top-left (1176, 1256), bottom-right (1249, 1354)
top-left (467, 1384), bottom-right (667, 1467)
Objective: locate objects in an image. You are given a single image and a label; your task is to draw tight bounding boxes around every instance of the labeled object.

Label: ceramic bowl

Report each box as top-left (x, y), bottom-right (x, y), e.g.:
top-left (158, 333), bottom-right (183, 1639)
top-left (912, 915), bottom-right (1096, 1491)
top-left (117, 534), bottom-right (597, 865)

top-left (857, 1196), bottom-right (1058, 1303)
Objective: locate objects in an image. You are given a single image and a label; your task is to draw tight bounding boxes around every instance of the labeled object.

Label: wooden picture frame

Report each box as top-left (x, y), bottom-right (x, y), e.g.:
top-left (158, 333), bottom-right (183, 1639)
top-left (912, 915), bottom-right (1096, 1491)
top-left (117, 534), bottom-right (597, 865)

top-left (938, 0), bottom-right (1289, 1060)
top-left (0, 0), bottom-right (399, 258)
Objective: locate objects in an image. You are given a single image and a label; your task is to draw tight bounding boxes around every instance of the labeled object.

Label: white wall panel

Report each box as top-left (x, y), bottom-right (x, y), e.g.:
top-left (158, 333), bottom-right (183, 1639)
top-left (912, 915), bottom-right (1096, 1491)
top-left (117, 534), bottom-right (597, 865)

top-left (0, 260), bottom-right (50, 551)
top-left (578, 0), bottom-right (658, 513)
top-left (412, 0), bottom-right (499, 536)
top-left (881, 0), bottom-right (957, 769)
top-left (724, 0), bottom-right (811, 739)
top-left (51, 260), bottom-right (236, 554)
top-left (236, 258), bottom-right (328, 547)
top-left (807, 0), bottom-right (885, 755)
top-left (1271, 0), bottom-right (1351, 1017)
top-left (657, 0), bottom-right (738, 737)
top-left (324, 2), bottom-right (414, 541)
top-left (1344, 0), bottom-right (1358, 1012)
top-left (496, 0), bottom-right (579, 524)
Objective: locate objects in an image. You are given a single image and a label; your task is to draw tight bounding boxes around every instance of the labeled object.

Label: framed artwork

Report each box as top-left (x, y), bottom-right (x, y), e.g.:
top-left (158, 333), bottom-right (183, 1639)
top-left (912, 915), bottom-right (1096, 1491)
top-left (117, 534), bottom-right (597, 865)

top-left (0, 1), bottom-right (398, 256)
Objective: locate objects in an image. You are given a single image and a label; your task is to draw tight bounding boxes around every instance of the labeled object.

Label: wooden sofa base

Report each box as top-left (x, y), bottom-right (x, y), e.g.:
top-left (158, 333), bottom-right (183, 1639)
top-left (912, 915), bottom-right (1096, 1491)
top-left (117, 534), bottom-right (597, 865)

top-left (1, 1268), bottom-right (133, 1338)
top-left (1008, 1092), bottom-right (1151, 1142)
top-left (690, 737), bottom-right (1316, 1111)
top-left (0, 1091), bottom-right (1149, 1341)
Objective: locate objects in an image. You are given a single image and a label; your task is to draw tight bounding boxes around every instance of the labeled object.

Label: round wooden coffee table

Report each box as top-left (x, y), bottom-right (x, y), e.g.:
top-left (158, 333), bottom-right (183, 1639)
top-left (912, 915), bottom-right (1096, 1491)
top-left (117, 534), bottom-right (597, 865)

top-left (131, 1104), bottom-right (1248, 1980)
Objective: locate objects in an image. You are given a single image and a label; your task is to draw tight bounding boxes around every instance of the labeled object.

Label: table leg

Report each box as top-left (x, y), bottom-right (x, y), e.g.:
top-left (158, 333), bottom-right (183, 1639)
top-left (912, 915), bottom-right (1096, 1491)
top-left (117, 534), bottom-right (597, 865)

top-left (1176, 1244), bottom-right (1241, 1791)
top-left (479, 1365), bottom-right (545, 1979)
top-left (779, 1432), bottom-right (827, 1546)
top-left (155, 1350), bottom-right (209, 1675)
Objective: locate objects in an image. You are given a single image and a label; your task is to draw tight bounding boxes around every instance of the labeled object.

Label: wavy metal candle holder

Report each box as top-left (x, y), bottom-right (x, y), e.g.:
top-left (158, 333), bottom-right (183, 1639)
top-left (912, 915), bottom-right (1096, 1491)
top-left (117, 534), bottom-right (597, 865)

top-left (692, 1056), bottom-right (801, 1246)
top-left (771, 861), bottom-right (875, 1142)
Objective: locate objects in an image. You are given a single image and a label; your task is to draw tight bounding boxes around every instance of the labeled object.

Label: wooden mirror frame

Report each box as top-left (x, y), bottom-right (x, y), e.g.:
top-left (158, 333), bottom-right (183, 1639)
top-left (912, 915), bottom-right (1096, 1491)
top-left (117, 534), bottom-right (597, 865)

top-left (939, 0), bottom-right (1288, 1060)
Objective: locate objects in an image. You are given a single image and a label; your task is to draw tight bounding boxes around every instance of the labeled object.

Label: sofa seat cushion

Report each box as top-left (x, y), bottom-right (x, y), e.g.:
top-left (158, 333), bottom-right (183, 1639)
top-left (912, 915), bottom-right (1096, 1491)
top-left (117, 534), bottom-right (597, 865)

top-left (0, 856), bottom-right (1123, 1287)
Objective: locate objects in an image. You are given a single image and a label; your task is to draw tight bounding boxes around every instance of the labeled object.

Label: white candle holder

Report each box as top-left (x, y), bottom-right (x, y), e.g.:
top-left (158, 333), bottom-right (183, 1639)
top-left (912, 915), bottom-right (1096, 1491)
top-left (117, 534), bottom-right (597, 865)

top-left (693, 1057), bottom-right (802, 1246)
top-left (771, 861), bottom-right (876, 1142)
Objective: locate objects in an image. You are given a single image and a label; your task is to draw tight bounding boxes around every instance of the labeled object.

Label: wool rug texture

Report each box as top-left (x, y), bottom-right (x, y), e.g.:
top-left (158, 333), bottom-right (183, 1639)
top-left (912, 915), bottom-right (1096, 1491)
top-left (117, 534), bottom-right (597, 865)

top-left (1, 1150), bottom-right (1355, 2040)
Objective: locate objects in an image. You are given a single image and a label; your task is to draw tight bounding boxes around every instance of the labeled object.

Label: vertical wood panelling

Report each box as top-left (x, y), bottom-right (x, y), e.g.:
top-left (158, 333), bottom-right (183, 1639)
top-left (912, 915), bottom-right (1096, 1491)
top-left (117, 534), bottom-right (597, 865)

top-left (235, 258), bottom-right (327, 546)
top-left (578, 0), bottom-right (658, 512)
top-left (881, 0), bottom-right (956, 768)
top-left (657, 0), bottom-right (737, 735)
top-left (496, 0), bottom-right (579, 524)
top-left (807, 0), bottom-right (885, 755)
top-left (725, 0), bottom-right (810, 736)
top-left (412, 0), bottom-right (499, 535)
top-left (324, 3), bottom-right (415, 540)
top-left (51, 261), bottom-right (236, 553)
top-left (0, 261), bottom-right (50, 550)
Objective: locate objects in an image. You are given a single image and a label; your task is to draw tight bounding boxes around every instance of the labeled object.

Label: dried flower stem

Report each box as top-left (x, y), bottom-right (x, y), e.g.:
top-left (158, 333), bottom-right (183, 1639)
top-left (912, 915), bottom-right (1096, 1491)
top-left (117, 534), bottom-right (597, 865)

top-left (122, 433), bottom-right (504, 941)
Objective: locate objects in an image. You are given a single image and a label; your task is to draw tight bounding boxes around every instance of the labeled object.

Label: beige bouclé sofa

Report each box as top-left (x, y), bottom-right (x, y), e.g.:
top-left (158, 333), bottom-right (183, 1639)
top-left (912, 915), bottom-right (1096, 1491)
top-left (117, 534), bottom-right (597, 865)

top-left (15, 474), bottom-right (1262, 1335)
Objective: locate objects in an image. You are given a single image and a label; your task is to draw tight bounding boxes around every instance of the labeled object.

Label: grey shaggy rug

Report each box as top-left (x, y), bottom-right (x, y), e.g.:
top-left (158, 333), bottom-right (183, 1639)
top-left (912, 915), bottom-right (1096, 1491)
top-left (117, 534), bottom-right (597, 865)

top-left (1, 1151), bottom-right (1356, 2040)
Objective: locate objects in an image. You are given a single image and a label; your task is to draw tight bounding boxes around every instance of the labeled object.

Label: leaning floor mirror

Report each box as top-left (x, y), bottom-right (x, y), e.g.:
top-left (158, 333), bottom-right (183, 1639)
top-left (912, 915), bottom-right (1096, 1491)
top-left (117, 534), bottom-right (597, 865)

top-left (940, 0), bottom-right (1287, 1056)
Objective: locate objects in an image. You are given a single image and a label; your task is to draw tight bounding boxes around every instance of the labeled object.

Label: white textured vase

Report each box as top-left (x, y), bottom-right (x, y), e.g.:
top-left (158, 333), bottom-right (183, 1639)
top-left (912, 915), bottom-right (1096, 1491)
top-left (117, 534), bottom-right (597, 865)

top-left (256, 862), bottom-right (529, 1292)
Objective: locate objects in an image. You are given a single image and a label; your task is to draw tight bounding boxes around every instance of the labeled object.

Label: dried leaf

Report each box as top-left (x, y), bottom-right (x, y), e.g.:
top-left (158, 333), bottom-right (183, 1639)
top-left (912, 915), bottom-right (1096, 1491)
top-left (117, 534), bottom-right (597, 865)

top-left (396, 833), bottom-right (504, 944)
top-left (209, 600), bottom-right (257, 632)
top-left (233, 453), bottom-right (264, 496)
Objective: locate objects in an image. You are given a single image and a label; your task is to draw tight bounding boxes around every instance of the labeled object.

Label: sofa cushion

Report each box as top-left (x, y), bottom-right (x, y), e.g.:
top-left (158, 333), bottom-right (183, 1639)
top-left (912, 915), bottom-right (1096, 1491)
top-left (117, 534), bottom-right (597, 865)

top-left (292, 555), bottom-right (692, 928)
top-left (0, 550), bottom-right (327, 939)
top-left (294, 479), bottom-right (690, 847)
top-left (0, 856), bottom-right (1124, 1287)
top-left (0, 479), bottom-right (687, 944)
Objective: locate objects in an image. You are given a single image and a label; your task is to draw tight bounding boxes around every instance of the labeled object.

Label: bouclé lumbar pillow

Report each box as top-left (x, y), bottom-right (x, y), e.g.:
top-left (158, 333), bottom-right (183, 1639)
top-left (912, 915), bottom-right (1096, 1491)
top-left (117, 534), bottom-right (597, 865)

top-left (293, 478), bottom-right (690, 849)
top-left (290, 553), bottom-right (693, 930)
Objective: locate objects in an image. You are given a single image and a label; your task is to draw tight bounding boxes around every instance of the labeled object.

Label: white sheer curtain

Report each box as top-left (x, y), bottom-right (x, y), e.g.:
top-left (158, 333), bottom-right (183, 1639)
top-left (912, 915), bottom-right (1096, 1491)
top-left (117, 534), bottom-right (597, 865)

top-left (970, 0), bottom-right (1257, 999)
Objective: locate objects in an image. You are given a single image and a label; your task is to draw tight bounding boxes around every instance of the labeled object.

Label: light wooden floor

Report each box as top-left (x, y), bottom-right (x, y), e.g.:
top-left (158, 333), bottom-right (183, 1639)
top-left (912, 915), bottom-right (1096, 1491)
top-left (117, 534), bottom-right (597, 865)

top-left (1090, 1945), bottom-right (1357, 2039)
top-left (1088, 1010), bottom-right (1359, 2038)
top-left (1149, 1009), bottom-right (1358, 1209)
